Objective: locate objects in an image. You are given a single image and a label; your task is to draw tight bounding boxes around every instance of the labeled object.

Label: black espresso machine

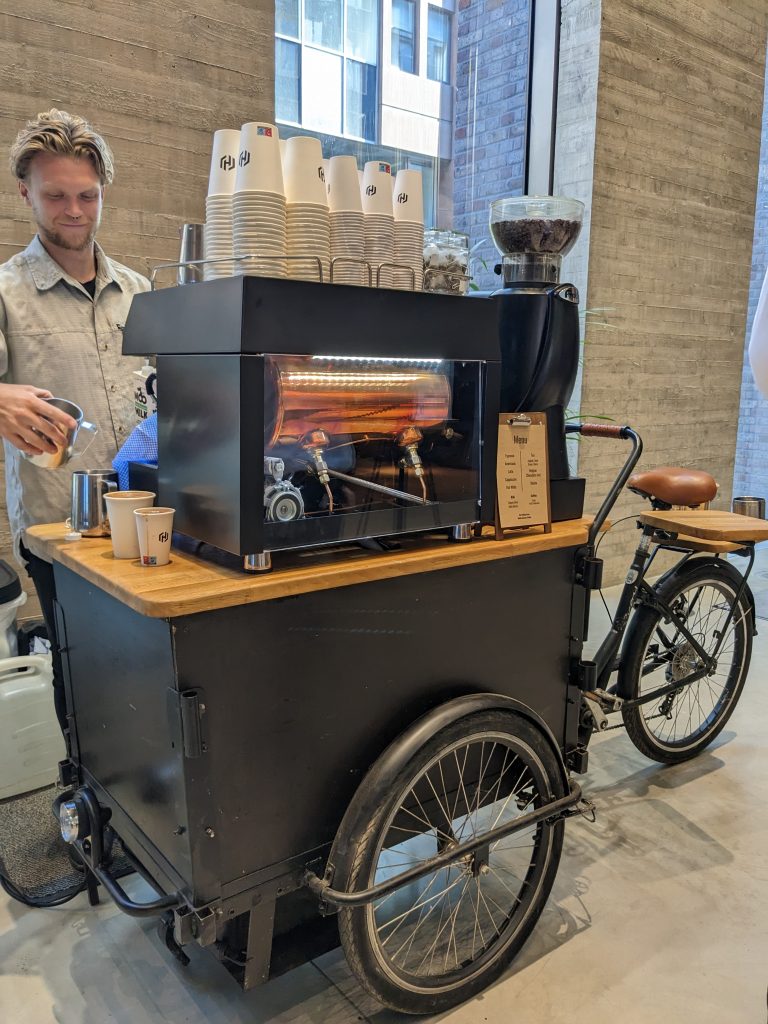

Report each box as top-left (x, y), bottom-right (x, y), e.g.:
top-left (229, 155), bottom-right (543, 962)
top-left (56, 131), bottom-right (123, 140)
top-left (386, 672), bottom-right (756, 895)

top-left (122, 276), bottom-right (502, 569)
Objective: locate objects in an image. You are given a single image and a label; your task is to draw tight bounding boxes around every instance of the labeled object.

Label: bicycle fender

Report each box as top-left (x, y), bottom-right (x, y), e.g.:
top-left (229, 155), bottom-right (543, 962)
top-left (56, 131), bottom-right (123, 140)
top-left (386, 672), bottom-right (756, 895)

top-left (325, 692), bottom-right (568, 875)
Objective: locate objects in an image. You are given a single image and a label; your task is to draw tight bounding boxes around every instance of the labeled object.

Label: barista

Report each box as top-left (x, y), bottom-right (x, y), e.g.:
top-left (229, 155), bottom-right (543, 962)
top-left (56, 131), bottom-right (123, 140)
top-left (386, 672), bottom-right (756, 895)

top-left (0, 108), bottom-right (149, 732)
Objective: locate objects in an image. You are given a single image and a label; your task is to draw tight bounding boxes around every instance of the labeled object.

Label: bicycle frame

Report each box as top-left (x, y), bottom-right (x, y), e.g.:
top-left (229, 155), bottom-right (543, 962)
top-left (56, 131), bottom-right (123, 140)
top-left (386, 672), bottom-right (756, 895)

top-left (566, 422), bottom-right (756, 713)
top-left (591, 525), bottom-right (755, 704)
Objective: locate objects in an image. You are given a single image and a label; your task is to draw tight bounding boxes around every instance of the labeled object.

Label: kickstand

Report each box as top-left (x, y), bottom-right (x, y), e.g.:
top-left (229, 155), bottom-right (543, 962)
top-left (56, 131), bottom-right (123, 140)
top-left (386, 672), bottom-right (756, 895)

top-left (157, 911), bottom-right (190, 967)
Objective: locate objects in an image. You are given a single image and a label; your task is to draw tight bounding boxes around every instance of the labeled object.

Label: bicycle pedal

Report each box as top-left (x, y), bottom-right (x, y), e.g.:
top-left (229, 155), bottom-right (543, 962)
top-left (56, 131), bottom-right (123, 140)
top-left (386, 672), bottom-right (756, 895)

top-left (564, 798), bottom-right (597, 823)
top-left (592, 689), bottom-right (624, 712)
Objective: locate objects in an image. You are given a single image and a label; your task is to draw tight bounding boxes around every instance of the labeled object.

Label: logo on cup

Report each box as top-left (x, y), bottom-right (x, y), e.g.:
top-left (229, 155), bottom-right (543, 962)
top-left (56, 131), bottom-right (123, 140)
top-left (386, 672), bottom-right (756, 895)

top-left (366, 185), bottom-right (377, 196)
top-left (239, 150), bottom-right (251, 167)
top-left (159, 531), bottom-right (169, 543)
top-left (318, 166), bottom-right (325, 182)
top-left (142, 555), bottom-right (158, 566)
top-left (378, 162), bottom-right (391, 173)
top-left (397, 192), bottom-right (408, 204)
top-left (220, 155), bottom-right (235, 171)
top-left (257, 126), bottom-right (273, 137)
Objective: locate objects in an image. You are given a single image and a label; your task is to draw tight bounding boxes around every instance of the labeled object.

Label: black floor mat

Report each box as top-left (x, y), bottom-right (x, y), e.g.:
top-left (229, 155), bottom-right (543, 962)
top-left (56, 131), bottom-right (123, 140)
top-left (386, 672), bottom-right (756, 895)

top-left (0, 784), bottom-right (132, 905)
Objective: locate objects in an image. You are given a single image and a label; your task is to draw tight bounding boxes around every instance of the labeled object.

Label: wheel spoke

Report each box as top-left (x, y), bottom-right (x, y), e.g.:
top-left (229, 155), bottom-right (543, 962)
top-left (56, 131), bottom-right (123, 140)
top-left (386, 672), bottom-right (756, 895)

top-left (347, 720), bottom-right (561, 995)
top-left (627, 573), bottom-right (749, 757)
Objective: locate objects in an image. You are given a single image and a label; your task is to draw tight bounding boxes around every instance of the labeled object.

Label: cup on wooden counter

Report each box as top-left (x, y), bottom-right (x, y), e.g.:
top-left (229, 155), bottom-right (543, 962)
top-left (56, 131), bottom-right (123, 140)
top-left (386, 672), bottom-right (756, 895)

top-left (103, 491), bottom-right (155, 559)
top-left (134, 507), bottom-right (175, 567)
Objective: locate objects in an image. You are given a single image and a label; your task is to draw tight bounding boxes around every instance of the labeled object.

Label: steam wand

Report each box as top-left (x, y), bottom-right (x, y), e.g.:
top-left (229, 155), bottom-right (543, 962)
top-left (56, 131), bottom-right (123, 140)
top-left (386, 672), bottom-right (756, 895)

top-left (301, 430), bottom-right (335, 513)
top-left (324, 469), bottom-right (429, 505)
top-left (396, 427), bottom-right (428, 503)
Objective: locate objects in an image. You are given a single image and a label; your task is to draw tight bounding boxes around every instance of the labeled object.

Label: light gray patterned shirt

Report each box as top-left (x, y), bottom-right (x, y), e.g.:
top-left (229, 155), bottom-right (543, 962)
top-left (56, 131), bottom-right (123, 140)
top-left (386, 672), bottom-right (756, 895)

top-left (0, 234), bottom-right (150, 560)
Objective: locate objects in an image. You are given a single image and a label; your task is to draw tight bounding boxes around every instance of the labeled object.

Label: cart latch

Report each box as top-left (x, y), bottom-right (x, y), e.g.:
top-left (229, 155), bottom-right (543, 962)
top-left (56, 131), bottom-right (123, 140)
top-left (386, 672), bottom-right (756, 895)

top-left (575, 555), bottom-right (603, 590)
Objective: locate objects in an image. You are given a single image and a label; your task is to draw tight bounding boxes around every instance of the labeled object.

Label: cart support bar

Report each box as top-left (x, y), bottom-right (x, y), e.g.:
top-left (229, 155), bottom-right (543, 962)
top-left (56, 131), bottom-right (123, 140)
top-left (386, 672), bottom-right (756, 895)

top-left (305, 781), bottom-right (582, 907)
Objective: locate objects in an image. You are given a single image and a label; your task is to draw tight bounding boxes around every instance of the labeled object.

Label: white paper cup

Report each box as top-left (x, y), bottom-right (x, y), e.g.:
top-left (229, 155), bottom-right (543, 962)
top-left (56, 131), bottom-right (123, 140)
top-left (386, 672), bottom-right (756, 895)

top-left (393, 169), bottom-right (424, 223)
top-left (362, 161), bottom-right (394, 214)
top-left (135, 507), bottom-right (175, 567)
top-left (328, 156), bottom-right (363, 213)
top-left (104, 491), bottom-right (155, 559)
top-left (235, 123), bottom-right (284, 194)
top-left (207, 129), bottom-right (241, 197)
top-left (284, 136), bottom-right (327, 205)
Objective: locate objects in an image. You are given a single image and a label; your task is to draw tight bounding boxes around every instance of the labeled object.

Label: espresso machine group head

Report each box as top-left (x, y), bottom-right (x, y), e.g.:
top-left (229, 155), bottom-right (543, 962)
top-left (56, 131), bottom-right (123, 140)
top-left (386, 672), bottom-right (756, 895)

top-left (473, 195), bottom-right (586, 522)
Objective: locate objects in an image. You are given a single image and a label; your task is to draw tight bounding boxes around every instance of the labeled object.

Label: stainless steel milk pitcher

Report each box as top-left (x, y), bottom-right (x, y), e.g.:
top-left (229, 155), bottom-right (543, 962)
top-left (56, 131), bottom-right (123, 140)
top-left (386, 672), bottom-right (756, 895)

top-left (70, 469), bottom-right (118, 537)
top-left (24, 397), bottom-right (98, 469)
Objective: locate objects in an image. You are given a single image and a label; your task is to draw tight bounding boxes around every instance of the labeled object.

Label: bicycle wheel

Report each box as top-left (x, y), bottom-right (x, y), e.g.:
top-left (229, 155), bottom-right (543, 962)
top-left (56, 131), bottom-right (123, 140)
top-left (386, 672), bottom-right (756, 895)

top-left (620, 560), bottom-right (752, 764)
top-left (335, 711), bottom-right (565, 1014)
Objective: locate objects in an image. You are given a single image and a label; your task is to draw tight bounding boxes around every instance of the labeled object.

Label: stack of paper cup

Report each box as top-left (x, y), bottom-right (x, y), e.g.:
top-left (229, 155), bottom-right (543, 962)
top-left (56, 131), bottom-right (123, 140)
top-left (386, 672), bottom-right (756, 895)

top-left (362, 161), bottom-right (395, 288)
top-left (392, 169), bottom-right (425, 291)
top-left (284, 136), bottom-right (330, 283)
top-left (232, 122), bottom-right (287, 279)
top-left (328, 156), bottom-right (365, 286)
top-left (204, 129), bottom-right (239, 280)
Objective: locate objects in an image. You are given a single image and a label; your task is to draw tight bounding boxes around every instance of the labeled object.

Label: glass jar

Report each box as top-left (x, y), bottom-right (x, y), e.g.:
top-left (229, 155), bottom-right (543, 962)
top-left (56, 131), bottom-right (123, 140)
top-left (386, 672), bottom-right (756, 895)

top-left (423, 230), bottom-right (470, 296)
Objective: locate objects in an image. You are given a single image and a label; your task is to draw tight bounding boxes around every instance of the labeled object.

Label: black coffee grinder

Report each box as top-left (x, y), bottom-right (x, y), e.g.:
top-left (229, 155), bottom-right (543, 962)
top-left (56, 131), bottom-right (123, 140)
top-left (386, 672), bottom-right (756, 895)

top-left (473, 195), bottom-right (586, 522)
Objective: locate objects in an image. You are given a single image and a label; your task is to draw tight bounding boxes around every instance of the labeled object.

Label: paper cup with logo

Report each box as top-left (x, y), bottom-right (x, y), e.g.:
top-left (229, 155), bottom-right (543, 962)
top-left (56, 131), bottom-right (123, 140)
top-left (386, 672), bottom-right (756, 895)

top-left (362, 161), bottom-right (393, 214)
top-left (235, 122), bottom-right (284, 194)
top-left (392, 169), bottom-right (424, 223)
top-left (283, 136), bottom-right (327, 205)
top-left (134, 507), bottom-right (175, 567)
top-left (207, 129), bottom-right (241, 197)
top-left (103, 491), bottom-right (156, 559)
top-left (328, 155), bottom-right (363, 213)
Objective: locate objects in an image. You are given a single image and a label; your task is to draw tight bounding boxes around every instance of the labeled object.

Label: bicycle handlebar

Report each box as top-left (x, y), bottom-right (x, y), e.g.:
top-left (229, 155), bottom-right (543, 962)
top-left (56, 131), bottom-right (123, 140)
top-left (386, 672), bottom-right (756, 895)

top-left (567, 422), bottom-right (643, 546)
top-left (566, 422), bottom-right (634, 440)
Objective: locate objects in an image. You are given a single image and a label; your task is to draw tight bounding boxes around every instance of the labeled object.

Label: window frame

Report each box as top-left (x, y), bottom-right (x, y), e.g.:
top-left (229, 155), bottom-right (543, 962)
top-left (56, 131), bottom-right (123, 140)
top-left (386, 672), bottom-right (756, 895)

top-left (390, 0), bottom-right (418, 75)
top-left (426, 4), bottom-right (451, 84)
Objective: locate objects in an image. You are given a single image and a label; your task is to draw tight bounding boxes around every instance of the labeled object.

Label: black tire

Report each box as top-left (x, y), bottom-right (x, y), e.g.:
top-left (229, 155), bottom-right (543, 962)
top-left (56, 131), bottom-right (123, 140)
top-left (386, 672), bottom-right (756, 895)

top-left (620, 561), bottom-right (752, 764)
top-left (334, 711), bottom-right (565, 1015)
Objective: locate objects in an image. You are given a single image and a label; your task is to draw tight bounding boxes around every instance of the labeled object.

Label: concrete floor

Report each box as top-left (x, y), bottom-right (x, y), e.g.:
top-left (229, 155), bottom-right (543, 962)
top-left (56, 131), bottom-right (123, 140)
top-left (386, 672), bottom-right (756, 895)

top-left (1, 550), bottom-right (767, 1024)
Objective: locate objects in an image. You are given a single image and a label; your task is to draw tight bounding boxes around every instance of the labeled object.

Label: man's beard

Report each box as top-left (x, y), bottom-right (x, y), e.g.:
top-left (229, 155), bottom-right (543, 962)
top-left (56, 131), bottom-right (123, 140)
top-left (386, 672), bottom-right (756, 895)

top-left (40, 221), bottom-right (97, 252)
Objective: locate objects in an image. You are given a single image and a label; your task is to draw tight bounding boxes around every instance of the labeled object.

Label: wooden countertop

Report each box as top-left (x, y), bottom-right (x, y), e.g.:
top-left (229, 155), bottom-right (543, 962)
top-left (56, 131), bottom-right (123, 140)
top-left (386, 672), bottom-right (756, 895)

top-left (25, 520), bottom-right (593, 619)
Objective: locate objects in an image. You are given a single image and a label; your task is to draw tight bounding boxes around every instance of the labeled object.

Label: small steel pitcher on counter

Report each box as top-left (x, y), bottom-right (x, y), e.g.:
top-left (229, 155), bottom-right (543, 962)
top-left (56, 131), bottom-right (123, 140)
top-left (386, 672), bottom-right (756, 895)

top-left (70, 470), bottom-right (119, 537)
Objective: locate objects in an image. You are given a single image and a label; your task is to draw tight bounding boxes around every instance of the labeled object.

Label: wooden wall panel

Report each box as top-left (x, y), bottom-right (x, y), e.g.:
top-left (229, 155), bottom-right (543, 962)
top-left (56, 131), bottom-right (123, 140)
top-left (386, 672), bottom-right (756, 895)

top-left (573, 0), bottom-right (768, 580)
top-left (0, 0), bottom-right (274, 584)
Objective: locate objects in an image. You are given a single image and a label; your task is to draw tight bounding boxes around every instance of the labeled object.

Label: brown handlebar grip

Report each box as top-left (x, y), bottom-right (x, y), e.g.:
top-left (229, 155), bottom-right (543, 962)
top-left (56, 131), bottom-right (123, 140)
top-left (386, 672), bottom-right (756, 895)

top-left (579, 423), bottom-right (626, 438)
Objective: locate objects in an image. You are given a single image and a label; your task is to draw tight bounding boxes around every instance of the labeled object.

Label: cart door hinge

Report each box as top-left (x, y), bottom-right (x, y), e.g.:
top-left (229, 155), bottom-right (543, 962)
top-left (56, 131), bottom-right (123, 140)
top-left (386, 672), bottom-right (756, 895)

top-left (179, 690), bottom-right (204, 758)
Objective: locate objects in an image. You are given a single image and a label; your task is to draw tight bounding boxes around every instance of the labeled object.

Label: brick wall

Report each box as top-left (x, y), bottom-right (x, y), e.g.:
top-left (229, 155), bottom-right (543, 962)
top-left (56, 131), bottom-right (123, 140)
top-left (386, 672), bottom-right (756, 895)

top-left (453, 0), bottom-right (531, 289)
top-left (734, 63), bottom-right (768, 502)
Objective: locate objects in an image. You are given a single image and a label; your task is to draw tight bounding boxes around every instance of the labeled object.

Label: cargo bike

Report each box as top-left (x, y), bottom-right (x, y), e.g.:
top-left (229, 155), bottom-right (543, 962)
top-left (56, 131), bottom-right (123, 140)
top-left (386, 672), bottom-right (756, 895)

top-left (47, 422), bottom-right (766, 1016)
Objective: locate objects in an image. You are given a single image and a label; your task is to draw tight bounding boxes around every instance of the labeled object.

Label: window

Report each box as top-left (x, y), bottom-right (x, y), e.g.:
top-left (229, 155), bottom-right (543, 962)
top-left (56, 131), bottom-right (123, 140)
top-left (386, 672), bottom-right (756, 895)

top-left (346, 59), bottom-right (377, 140)
top-left (391, 0), bottom-right (416, 74)
top-left (427, 7), bottom-right (451, 83)
top-left (276, 39), bottom-right (301, 122)
top-left (305, 0), bottom-right (343, 51)
top-left (276, 0), bottom-right (299, 38)
top-left (347, 0), bottom-right (379, 65)
top-left (302, 48), bottom-right (343, 135)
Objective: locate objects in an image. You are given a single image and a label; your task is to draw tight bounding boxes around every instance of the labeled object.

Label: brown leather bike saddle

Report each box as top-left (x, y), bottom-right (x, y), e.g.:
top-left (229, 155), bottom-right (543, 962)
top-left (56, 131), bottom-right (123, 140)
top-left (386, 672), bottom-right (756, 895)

top-left (627, 467), bottom-right (718, 507)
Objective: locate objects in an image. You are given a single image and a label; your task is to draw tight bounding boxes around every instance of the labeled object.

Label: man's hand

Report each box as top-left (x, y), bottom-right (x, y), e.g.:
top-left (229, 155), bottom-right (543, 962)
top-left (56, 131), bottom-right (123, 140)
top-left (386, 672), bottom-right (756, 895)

top-left (0, 383), bottom-right (78, 456)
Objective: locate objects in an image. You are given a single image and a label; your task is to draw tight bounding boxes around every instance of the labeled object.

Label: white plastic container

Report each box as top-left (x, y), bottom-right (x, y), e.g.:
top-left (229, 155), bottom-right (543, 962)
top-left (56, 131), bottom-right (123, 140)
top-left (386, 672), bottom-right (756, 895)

top-left (0, 655), bottom-right (66, 799)
top-left (0, 589), bottom-right (26, 660)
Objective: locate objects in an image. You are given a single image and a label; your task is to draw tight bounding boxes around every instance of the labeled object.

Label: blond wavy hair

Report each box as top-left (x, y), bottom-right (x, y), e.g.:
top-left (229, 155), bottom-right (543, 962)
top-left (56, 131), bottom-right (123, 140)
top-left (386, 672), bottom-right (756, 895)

top-left (9, 108), bottom-right (114, 185)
